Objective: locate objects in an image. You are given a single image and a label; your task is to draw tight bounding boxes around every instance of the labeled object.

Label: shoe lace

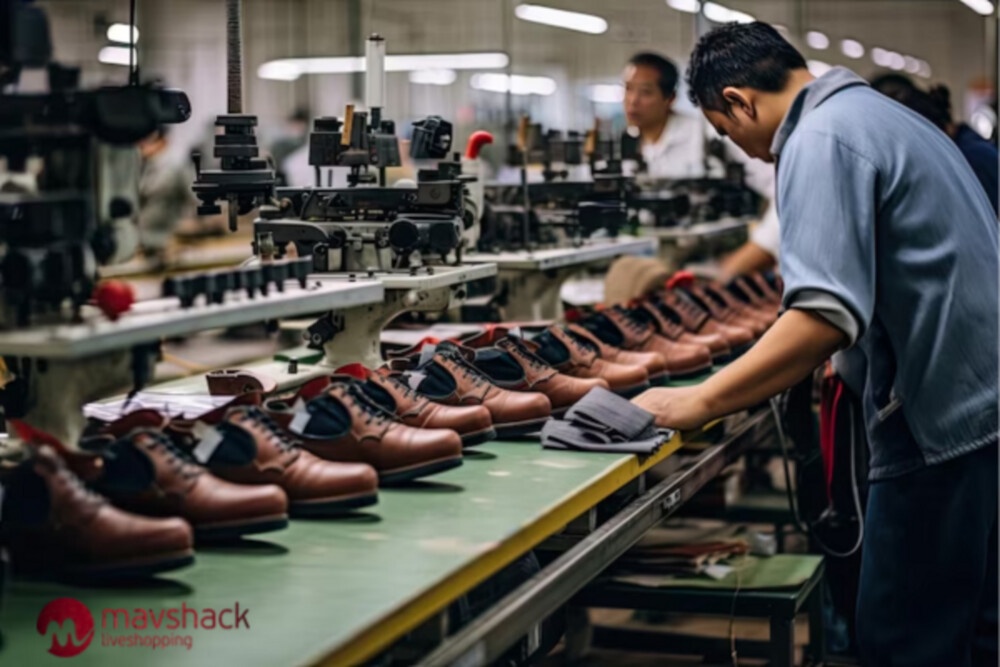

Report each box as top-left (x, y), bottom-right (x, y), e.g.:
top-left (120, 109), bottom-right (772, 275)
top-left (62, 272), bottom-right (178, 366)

top-left (564, 328), bottom-right (601, 356)
top-left (241, 407), bottom-right (298, 453)
top-left (612, 307), bottom-right (648, 335)
top-left (384, 374), bottom-right (420, 402)
top-left (146, 433), bottom-right (202, 480)
top-left (344, 385), bottom-right (394, 427)
top-left (58, 466), bottom-right (106, 508)
top-left (504, 338), bottom-right (553, 375)
top-left (441, 350), bottom-right (489, 389)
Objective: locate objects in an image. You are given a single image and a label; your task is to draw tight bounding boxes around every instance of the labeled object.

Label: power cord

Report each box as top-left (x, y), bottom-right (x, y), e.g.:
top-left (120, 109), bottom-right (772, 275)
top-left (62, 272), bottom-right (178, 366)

top-left (769, 394), bottom-right (865, 558)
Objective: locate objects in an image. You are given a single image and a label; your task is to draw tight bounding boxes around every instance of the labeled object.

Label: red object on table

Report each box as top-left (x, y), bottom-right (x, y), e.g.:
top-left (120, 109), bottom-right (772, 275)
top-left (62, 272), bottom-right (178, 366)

top-left (465, 131), bottom-right (494, 159)
top-left (93, 280), bottom-right (135, 321)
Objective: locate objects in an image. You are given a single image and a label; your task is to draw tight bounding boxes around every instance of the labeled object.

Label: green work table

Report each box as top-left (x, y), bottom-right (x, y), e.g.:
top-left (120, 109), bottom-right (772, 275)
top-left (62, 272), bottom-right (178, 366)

top-left (0, 434), bottom-right (682, 666)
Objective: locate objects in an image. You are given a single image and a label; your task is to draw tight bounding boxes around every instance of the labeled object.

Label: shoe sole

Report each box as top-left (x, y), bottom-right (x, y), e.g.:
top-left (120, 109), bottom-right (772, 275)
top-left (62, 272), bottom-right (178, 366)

top-left (646, 371), bottom-right (670, 386)
top-left (613, 381), bottom-right (652, 399)
top-left (59, 550), bottom-right (196, 582)
top-left (495, 417), bottom-right (550, 439)
top-left (290, 493), bottom-right (379, 517)
top-left (196, 514), bottom-right (290, 542)
top-left (379, 455), bottom-right (464, 485)
top-left (461, 426), bottom-right (498, 448)
top-left (667, 364), bottom-right (714, 380)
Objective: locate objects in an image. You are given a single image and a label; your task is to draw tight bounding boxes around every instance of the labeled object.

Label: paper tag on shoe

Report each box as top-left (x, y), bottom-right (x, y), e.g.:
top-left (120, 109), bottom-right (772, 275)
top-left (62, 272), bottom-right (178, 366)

top-left (289, 403), bottom-right (312, 435)
top-left (191, 421), bottom-right (224, 464)
top-left (703, 564), bottom-right (734, 581)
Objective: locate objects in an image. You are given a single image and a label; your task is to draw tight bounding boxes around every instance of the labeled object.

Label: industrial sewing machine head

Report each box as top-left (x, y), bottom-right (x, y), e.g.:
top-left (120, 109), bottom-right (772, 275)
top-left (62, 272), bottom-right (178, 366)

top-left (626, 137), bottom-right (761, 228)
top-left (0, 0), bottom-right (190, 331)
top-left (479, 120), bottom-right (631, 252)
top-left (242, 36), bottom-right (475, 273)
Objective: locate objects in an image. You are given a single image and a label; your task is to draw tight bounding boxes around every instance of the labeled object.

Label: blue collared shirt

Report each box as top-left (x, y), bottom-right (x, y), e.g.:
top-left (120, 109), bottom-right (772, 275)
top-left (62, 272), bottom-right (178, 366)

top-left (772, 67), bottom-right (999, 480)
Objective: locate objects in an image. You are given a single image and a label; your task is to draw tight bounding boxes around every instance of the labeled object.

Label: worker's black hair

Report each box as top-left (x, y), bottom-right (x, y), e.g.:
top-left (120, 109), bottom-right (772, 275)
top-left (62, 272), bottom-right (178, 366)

top-left (628, 52), bottom-right (679, 98)
top-left (289, 106), bottom-right (311, 123)
top-left (869, 72), bottom-right (917, 98)
top-left (685, 21), bottom-right (807, 112)
top-left (874, 79), bottom-right (953, 132)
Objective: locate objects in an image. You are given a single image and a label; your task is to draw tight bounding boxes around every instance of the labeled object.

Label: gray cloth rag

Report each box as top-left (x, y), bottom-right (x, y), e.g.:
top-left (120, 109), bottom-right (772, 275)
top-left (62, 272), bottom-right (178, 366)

top-left (541, 387), bottom-right (673, 455)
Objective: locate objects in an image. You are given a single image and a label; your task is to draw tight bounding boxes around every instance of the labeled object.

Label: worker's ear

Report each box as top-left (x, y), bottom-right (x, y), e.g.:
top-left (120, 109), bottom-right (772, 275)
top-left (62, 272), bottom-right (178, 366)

top-left (722, 87), bottom-right (756, 120)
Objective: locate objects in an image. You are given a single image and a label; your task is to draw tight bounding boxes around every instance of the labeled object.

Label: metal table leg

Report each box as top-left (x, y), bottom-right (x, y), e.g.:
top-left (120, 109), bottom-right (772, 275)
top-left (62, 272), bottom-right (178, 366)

top-left (770, 615), bottom-right (796, 667)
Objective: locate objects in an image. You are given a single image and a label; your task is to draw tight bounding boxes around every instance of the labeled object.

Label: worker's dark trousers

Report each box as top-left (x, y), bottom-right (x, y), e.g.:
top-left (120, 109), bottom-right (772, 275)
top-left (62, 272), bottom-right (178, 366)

top-left (856, 442), bottom-right (998, 666)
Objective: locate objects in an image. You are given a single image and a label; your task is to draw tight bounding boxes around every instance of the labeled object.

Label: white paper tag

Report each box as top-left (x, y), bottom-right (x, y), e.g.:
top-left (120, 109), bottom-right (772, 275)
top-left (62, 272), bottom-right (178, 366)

top-left (289, 408), bottom-right (312, 435)
top-left (418, 345), bottom-right (438, 368)
top-left (405, 371), bottom-right (427, 391)
top-left (191, 422), bottom-right (224, 464)
top-left (508, 326), bottom-right (523, 339)
top-left (703, 564), bottom-right (734, 581)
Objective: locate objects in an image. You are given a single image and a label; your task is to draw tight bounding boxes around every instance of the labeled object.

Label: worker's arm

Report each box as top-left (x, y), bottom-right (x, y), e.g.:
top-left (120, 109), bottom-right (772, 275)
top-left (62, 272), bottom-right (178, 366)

top-left (632, 308), bottom-right (846, 430)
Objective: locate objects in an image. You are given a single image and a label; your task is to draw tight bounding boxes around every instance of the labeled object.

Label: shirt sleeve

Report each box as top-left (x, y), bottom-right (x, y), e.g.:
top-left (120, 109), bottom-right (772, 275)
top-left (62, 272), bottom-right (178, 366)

top-left (777, 130), bottom-right (878, 345)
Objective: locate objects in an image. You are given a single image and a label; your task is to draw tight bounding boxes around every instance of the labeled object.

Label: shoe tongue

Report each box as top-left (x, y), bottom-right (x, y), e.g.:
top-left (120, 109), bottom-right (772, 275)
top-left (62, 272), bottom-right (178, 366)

top-left (582, 312), bottom-right (625, 347)
top-left (95, 434), bottom-right (158, 494)
top-left (362, 378), bottom-right (399, 412)
top-left (533, 329), bottom-right (570, 366)
top-left (190, 418), bottom-right (259, 466)
top-left (418, 343), bottom-right (439, 369)
top-left (289, 391), bottom-right (352, 438)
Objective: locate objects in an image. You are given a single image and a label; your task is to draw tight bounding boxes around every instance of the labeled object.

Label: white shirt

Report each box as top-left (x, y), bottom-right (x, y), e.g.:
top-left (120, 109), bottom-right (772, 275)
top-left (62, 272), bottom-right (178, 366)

top-left (640, 111), bottom-right (706, 180)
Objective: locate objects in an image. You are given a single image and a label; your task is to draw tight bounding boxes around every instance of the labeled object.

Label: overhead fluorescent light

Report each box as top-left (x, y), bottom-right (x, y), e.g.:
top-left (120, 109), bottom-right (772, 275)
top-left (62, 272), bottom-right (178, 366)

top-left (903, 56), bottom-right (921, 74)
top-left (807, 60), bottom-right (832, 77)
top-left (840, 39), bottom-right (864, 59)
top-left (702, 2), bottom-right (755, 23)
top-left (514, 4), bottom-right (608, 34)
top-left (666, 0), bottom-right (701, 14)
top-left (408, 69), bottom-right (457, 86)
top-left (772, 23), bottom-right (791, 38)
top-left (107, 23), bottom-right (139, 44)
top-left (917, 60), bottom-right (932, 78)
top-left (589, 84), bottom-right (624, 104)
top-left (470, 73), bottom-right (557, 96)
top-left (98, 46), bottom-right (136, 66)
top-left (871, 47), bottom-right (890, 67)
top-left (887, 51), bottom-right (906, 70)
top-left (959, 0), bottom-right (995, 16)
top-left (805, 31), bottom-right (829, 49)
top-left (258, 52), bottom-right (509, 81)
top-left (971, 107), bottom-right (996, 138)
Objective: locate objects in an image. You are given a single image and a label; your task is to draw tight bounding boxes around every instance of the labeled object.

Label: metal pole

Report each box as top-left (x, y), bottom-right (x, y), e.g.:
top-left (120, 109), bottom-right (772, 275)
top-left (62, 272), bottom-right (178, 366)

top-left (226, 0), bottom-right (243, 114)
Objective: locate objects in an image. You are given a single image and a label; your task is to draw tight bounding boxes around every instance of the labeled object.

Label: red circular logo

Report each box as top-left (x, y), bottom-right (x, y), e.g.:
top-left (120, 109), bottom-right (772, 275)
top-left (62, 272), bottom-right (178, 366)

top-left (36, 598), bottom-right (94, 658)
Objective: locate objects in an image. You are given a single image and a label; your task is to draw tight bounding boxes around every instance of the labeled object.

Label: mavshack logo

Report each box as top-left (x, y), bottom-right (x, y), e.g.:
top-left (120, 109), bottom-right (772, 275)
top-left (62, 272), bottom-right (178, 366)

top-left (37, 599), bottom-right (250, 657)
top-left (102, 603), bottom-right (250, 631)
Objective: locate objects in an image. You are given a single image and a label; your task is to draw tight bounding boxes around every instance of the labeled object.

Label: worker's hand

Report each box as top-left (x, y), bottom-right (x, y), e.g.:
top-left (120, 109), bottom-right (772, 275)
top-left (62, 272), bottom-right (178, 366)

top-left (631, 386), bottom-right (711, 431)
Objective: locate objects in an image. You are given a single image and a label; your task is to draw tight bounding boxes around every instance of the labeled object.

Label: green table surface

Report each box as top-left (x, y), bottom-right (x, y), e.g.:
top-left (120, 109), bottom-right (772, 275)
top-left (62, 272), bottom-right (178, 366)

top-left (0, 436), bottom-right (681, 667)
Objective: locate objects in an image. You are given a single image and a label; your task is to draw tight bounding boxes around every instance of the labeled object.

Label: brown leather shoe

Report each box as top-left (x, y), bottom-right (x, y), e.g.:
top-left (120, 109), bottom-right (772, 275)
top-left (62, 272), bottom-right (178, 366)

top-left (682, 285), bottom-right (768, 337)
top-left (531, 325), bottom-right (650, 397)
top-left (168, 402), bottom-right (379, 515)
top-left (658, 291), bottom-right (755, 355)
top-left (264, 381), bottom-right (464, 484)
top-left (206, 369), bottom-right (279, 396)
top-left (0, 443), bottom-right (194, 581)
top-left (565, 323), bottom-right (668, 383)
top-left (591, 307), bottom-right (713, 379)
top-left (632, 300), bottom-right (733, 363)
top-left (467, 336), bottom-right (608, 415)
top-left (336, 363), bottom-right (497, 447)
top-left (389, 343), bottom-right (552, 437)
top-left (703, 281), bottom-right (777, 328)
top-left (76, 424), bottom-right (289, 542)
